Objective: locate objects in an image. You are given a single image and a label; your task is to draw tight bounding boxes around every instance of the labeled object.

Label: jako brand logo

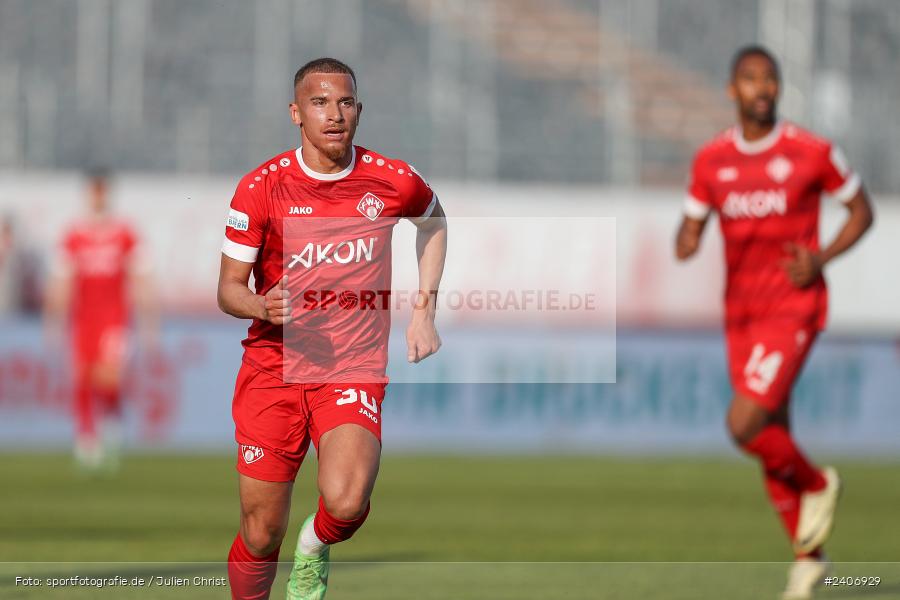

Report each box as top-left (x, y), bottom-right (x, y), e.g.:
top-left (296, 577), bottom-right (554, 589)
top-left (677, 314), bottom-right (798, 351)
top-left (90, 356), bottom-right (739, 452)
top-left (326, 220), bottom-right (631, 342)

top-left (722, 189), bottom-right (787, 219)
top-left (288, 238), bottom-right (377, 269)
top-left (717, 167), bottom-right (739, 182)
top-left (288, 206), bottom-right (313, 215)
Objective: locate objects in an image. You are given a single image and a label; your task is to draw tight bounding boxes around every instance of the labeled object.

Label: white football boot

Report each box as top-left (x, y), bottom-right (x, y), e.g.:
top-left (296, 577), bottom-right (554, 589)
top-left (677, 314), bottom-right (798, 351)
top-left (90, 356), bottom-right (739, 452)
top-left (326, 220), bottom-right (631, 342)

top-left (794, 466), bottom-right (842, 554)
top-left (782, 555), bottom-right (830, 600)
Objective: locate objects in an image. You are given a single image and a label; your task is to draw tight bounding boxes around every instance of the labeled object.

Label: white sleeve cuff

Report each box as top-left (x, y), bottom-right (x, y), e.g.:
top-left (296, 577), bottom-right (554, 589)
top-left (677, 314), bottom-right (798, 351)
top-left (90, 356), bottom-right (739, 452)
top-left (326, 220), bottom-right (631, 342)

top-left (408, 193), bottom-right (438, 224)
top-left (829, 172), bottom-right (861, 204)
top-left (222, 238), bottom-right (259, 263)
top-left (683, 195), bottom-right (712, 220)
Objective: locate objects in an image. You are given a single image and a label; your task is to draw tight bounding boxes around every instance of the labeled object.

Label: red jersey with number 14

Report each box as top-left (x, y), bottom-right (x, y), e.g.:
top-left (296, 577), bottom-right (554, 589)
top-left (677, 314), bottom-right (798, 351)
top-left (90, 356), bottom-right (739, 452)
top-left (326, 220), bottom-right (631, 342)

top-left (684, 121), bottom-right (861, 330)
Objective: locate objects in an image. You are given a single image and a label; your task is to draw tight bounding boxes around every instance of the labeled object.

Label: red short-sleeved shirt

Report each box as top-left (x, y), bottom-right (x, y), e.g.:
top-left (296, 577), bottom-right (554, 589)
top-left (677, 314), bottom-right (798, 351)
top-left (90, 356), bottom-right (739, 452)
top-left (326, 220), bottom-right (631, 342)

top-left (684, 121), bottom-right (861, 330)
top-left (62, 219), bottom-right (139, 334)
top-left (222, 145), bottom-right (437, 382)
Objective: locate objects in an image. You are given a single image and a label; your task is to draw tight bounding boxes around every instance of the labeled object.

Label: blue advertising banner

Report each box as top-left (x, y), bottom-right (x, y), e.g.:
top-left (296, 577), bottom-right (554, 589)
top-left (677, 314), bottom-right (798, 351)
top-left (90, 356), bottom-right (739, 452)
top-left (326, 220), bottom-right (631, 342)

top-left (0, 320), bottom-right (897, 456)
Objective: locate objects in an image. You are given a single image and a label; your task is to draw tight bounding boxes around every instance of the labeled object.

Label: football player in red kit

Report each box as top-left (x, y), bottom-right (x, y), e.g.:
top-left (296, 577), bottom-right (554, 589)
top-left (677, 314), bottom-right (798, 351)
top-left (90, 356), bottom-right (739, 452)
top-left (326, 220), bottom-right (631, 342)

top-left (217, 58), bottom-right (447, 600)
top-left (46, 169), bottom-right (157, 472)
top-left (675, 47), bottom-right (873, 599)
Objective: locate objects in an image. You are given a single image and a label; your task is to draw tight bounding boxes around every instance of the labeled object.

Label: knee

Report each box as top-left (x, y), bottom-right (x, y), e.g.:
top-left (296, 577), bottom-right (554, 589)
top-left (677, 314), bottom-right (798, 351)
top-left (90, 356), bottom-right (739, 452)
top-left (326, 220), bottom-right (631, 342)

top-left (92, 363), bottom-right (122, 391)
top-left (321, 488), bottom-right (370, 521)
top-left (241, 513), bottom-right (287, 557)
top-left (727, 412), bottom-right (761, 447)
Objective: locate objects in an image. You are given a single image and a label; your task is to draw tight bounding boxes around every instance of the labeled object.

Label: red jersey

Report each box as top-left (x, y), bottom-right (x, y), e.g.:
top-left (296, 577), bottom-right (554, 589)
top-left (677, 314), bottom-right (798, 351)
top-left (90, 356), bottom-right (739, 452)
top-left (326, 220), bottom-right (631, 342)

top-left (222, 145), bottom-right (437, 383)
top-left (62, 218), bottom-right (139, 333)
top-left (684, 121), bottom-right (861, 330)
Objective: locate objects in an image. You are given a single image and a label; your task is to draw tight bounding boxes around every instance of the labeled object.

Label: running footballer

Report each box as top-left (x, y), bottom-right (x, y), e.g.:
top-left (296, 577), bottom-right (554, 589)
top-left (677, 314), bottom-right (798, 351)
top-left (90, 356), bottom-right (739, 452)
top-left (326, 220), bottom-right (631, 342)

top-left (218, 58), bottom-right (447, 600)
top-left (676, 46), bottom-right (873, 600)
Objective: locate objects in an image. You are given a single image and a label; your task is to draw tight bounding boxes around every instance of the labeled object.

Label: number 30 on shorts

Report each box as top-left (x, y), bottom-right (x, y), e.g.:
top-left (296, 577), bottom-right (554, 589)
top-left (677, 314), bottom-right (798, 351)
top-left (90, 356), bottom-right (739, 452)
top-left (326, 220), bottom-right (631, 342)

top-left (335, 388), bottom-right (379, 414)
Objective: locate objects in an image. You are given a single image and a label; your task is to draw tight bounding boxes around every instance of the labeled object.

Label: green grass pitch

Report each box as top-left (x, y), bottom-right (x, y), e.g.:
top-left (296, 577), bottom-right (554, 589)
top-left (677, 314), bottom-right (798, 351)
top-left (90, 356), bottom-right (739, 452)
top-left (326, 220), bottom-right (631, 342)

top-left (0, 454), bottom-right (897, 599)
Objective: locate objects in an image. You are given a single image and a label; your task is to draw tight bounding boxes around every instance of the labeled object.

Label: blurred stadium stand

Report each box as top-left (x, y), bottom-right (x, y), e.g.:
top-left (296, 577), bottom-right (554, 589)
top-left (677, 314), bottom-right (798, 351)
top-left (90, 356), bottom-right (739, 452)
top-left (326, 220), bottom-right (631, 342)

top-left (1, 0), bottom-right (900, 191)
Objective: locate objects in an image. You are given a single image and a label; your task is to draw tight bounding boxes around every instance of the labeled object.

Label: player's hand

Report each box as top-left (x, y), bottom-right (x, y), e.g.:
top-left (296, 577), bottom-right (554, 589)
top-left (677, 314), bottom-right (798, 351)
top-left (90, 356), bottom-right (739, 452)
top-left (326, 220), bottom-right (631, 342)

top-left (780, 243), bottom-right (823, 288)
top-left (675, 234), bottom-right (700, 260)
top-left (263, 275), bottom-right (292, 325)
top-left (406, 309), bottom-right (441, 363)
top-left (675, 217), bottom-right (705, 261)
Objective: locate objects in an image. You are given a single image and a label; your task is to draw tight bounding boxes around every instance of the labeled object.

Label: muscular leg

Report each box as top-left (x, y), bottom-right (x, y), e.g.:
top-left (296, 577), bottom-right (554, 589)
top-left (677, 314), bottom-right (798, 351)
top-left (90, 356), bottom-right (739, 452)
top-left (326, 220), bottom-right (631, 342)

top-left (229, 475), bottom-right (293, 599)
top-left (87, 357), bottom-right (126, 471)
top-left (728, 392), bottom-right (824, 491)
top-left (92, 358), bottom-right (124, 416)
top-left (317, 423), bottom-right (380, 521)
top-left (73, 362), bottom-right (99, 467)
top-left (238, 475), bottom-right (293, 555)
top-left (726, 393), bottom-right (772, 446)
top-left (294, 423), bottom-right (380, 558)
top-left (728, 393), bottom-right (825, 556)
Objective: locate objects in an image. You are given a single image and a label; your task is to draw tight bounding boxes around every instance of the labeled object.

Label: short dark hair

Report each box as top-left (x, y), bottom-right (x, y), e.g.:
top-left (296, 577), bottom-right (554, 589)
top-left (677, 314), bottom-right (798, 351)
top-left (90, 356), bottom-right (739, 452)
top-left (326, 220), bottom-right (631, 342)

top-left (85, 165), bottom-right (110, 184)
top-left (730, 45), bottom-right (780, 80)
top-left (293, 57), bottom-right (357, 89)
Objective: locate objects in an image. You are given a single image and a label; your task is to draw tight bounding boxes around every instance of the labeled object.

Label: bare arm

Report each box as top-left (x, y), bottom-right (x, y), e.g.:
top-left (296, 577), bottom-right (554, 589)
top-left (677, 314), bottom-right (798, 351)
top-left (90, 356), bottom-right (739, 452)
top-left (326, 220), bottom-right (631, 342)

top-left (217, 254), bottom-right (291, 325)
top-left (782, 189), bottom-right (875, 287)
top-left (674, 215), bottom-right (710, 261)
top-left (406, 201), bottom-right (447, 363)
top-left (820, 189), bottom-right (874, 264)
top-left (43, 264), bottom-right (71, 343)
top-left (129, 267), bottom-right (160, 351)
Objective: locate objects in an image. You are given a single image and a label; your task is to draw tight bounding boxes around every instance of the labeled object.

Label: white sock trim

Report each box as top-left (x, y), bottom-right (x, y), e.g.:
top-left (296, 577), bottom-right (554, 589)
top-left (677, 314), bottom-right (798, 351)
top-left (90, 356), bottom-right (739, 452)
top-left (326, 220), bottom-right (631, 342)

top-left (299, 513), bottom-right (327, 556)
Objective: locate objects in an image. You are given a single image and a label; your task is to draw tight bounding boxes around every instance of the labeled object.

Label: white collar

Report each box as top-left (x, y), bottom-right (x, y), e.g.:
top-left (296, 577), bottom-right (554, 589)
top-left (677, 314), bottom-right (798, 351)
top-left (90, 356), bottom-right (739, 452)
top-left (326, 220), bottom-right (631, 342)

top-left (295, 146), bottom-right (356, 181)
top-left (733, 120), bottom-right (784, 155)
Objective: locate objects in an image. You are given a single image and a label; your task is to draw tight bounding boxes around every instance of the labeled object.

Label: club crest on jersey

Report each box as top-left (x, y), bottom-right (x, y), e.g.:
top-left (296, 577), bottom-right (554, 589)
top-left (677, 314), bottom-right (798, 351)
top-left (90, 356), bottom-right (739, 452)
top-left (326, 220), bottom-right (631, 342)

top-left (766, 155), bottom-right (793, 184)
top-left (357, 193), bottom-right (385, 221)
top-left (240, 445), bottom-right (264, 464)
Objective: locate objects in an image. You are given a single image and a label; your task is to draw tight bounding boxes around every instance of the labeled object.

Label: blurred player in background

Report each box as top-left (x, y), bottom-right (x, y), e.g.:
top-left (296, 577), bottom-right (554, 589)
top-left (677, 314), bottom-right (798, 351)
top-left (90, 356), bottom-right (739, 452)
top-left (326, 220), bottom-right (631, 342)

top-left (217, 58), bottom-right (446, 600)
top-left (676, 46), bottom-right (873, 599)
top-left (45, 168), bottom-right (158, 473)
top-left (0, 214), bottom-right (43, 316)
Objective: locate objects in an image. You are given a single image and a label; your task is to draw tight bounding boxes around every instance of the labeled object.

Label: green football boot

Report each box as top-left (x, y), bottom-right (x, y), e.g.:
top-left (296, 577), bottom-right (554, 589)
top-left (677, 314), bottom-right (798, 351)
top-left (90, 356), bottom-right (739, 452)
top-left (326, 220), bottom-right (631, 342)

top-left (286, 515), bottom-right (330, 600)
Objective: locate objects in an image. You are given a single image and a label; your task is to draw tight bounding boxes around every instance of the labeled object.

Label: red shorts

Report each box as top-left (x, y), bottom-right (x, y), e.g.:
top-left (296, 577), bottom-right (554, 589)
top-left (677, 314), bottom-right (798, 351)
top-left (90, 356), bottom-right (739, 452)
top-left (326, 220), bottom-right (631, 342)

top-left (74, 324), bottom-right (130, 366)
top-left (726, 322), bottom-right (818, 412)
top-left (232, 363), bottom-right (386, 482)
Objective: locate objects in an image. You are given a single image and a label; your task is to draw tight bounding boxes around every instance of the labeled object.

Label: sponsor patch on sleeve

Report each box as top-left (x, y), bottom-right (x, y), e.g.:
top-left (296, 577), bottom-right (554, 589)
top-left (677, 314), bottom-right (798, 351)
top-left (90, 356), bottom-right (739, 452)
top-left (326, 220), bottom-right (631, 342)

top-left (226, 208), bottom-right (250, 231)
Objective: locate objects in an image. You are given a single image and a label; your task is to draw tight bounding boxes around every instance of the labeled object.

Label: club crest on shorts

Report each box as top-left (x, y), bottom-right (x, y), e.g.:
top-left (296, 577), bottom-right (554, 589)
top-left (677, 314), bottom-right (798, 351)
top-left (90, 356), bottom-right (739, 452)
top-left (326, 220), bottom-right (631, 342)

top-left (241, 445), bottom-right (265, 464)
top-left (357, 193), bottom-right (385, 221)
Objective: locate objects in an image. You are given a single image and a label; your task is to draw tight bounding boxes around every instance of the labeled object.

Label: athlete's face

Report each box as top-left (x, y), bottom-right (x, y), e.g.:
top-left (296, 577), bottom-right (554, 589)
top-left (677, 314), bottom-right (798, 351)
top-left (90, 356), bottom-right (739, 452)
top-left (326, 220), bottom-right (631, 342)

top-left (87, 178), bottom-right (108, 215)
top-left (290, 73), bottom-right (361, 163)
top-left (729, 54), bottom-right (779, 125)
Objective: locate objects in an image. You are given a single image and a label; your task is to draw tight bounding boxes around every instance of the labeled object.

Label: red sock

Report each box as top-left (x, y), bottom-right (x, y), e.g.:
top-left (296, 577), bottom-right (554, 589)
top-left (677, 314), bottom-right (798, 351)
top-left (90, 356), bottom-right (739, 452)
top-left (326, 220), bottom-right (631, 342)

top-left (74, 373), bottom-right (95, 440)
top-left (313, 497), bottom-right (370, 545)
top-left (743, 424), bottom-right (826, 493)
top-left (227, 534), bottom-right (280, 600)
top-left (762, 471), bottom-right (822, 558)
top-left (97, 387), bottom-right (121, 416)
